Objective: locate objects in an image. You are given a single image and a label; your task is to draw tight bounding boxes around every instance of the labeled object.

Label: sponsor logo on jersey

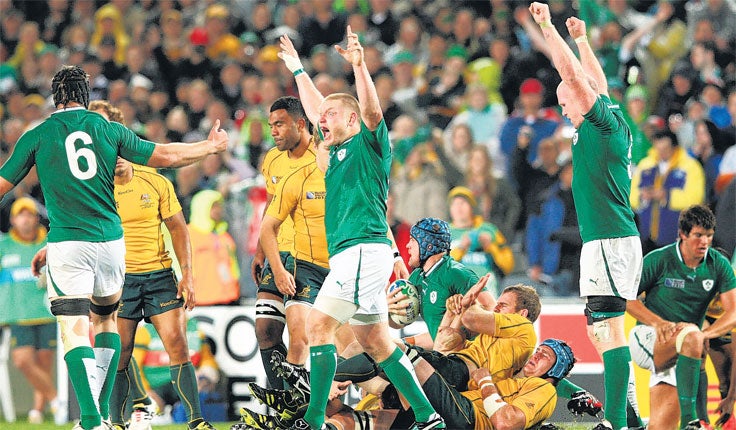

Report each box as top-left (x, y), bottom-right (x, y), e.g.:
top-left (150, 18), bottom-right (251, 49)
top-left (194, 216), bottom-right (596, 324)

top-left (430, 291), bottom-right (437, 304)
top-left (703, 279), bottom-right (714, 291)
top-left (337, 148), bottom-right (347, 161)
top-left (306, 191), bottom-right (326, 199)
top-left (664, 278), bottom-right (685, 289)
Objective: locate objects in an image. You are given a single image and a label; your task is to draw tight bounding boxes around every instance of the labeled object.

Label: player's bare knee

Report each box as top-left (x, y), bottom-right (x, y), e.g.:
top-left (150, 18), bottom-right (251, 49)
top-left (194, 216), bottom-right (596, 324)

top-left (677, 325), bottom-right (704, 357)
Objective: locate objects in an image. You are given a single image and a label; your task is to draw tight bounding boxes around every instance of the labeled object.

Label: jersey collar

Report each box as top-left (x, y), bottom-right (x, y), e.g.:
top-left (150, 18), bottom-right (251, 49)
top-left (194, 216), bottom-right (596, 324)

top-left (422, 254), bottom-right (448, 277)
top-left (52, 106), bottom-right (86, 114)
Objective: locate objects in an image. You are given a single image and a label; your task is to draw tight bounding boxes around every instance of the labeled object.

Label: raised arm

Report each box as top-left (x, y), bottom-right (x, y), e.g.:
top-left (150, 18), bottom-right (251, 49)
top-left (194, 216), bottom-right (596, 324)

top-left (334, 25), bottom-right (383, 130)
top-left (279, 34), bottom-right (324, 127)
top-left (565, 17), bottom-right (607, 95)
top-left (147, 120), bottom-right (228, 168)
top-left (529, 2), bottom-right (596, 112)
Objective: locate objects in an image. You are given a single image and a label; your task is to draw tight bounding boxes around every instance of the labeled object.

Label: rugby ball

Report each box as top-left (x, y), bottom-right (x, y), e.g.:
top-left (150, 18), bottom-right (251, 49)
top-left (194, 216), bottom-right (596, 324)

top-left (388, 279), bottom-right (420, 326)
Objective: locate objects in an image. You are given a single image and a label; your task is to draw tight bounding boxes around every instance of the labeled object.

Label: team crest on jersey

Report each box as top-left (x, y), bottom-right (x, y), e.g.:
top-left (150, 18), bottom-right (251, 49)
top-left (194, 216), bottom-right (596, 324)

top-left (572, 132), bottom-right (579, 146)
top-left (430, 291), bottom-right (437, 304)
top-left (140, 193), bottom-right (153, 208)
top-left (337, 148), bottom-right (347, 161)
top-left (703, 279), bottom-right (714, 291)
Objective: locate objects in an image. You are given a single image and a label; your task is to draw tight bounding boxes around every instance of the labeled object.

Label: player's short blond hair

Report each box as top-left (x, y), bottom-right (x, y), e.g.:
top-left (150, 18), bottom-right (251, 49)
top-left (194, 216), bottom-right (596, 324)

top-left (89, 100), bottom-right (125, 125)
top-left (324, 93), bottom-right (360, 115)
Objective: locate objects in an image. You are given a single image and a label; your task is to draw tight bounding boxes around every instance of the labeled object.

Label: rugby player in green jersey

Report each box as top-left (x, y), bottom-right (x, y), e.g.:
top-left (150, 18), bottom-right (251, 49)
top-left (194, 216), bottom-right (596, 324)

top-left (0, 65), bottom-right (228, 430)
top-left (628, 205), bottom-right (736, 429)
top-left (530, 4), bottom-right (642, 429)
top-left (275, 28), bottom-right (443, 430)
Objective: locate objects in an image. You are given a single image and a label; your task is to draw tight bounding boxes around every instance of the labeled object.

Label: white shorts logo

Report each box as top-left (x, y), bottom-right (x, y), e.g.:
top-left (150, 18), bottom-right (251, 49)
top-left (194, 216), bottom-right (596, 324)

top-left (337, 149), bottom-right (347, 161)
top-left (703, 279), bottom-right (714, 291)
top-left (430, 291), bottom-right (437, 304)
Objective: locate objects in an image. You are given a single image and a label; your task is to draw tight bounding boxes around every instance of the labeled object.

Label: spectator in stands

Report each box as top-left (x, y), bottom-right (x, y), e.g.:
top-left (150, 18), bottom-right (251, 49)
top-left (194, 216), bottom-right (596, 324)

top-left (631, 130), bottom-right (706, 254)
top-left (723, 89), bottom-right (736, 141)
top-left (391, 143), bottom-right (449, 224)
top-left (512, 131), bottom-right (560, 231)
top-left (686, 0), bottom-right (736, 48)
top-left (374, 73), bottom-right (403, 129)
top-left (444, 83), bottom-right (507, 162)
top-left (1, 9), bottom-right (24, 56)
top-left (691, 119), bottom-right (725, 207)
top-left (387, 50), bottom-right (419, 116)
top-left (441, 123), bottom-right (474, 178)
top-left (203, 4), bottom-right (241, 62)
top-left (297, 0), bottom-right (347, 57)
top-left (498, 78), bottom-right (559, 173)
top-left (1, 198), bottom-right (58, 424)
top-left (7, 21), bottom-right (45, 69)
top-left (187, 190), bottom-right (240, 306)
top-left (465, 145), bottom-right (520, 241)
top-left (90, 4), bottom-right (129, 65)
top-left (448, 186), bottom-right (514, 295)
top-left (525, 160), bottom-right (580, 297)
top-left (417, 45), bottom-right (467, 130)
top-left (384, 15), bottom-right (426, 67)
top-left (655, 64), bottom-right (701, 121)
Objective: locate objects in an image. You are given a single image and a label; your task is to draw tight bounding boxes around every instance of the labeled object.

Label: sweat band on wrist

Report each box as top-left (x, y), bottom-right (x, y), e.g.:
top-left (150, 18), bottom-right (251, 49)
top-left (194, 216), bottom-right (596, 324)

top-left (539, 21), bottom-right (553, 28)
top-left (483, 393), bottom-right (507, 417)
top-left (574, 36), bottom-right (588, 44)
top-left (293, 68), bottom-right (305, 77)
top-left (478, 376), bottom-right (494, 387)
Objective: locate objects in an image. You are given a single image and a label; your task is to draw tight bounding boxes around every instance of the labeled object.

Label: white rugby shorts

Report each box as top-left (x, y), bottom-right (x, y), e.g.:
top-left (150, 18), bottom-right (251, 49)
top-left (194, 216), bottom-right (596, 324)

top-left (46, 238), bottom-right (126, 298)
top-left (580, 236), bottom-right (642, 300)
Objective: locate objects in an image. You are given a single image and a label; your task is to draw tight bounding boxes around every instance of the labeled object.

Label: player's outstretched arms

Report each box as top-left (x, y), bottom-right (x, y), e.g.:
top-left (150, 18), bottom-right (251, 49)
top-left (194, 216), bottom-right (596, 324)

top-left (279, 34), bottom-right (324, 127)
top-left (148, 120), bottom-right (228, 168)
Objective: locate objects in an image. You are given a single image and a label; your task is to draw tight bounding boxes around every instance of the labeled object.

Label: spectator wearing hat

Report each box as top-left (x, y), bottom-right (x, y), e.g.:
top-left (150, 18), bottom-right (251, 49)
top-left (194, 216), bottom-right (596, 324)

top-left (498, 78), bottom-right (560, 175)
top-left (0, 197), bottom-right (59, 425)
top-left (89, 4), bottom-right (129, 64)
top-left (256, 45), bottom-right (282, 78)
top-left (388, 50), bottom-right (419, 116)
top-left (448, 186), bottom-right (514, 296)
top-left (20, 94), bottom-right (47, 128)
top-left (203, 4), bottom-right (241, 61)
top-left (622, 84), bottom-right (652, 165)
top-left (631, 130), bottom-right (706, 255)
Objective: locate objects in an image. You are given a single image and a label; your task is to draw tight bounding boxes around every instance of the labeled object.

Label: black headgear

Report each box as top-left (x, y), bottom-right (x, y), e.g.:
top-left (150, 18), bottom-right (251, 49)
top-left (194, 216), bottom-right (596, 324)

top-left (52, 65), bottom-right (91, 108)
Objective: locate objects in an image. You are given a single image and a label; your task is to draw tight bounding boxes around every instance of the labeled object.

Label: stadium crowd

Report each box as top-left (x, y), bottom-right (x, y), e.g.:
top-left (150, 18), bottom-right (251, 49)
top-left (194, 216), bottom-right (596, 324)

top-left (1, 0), bottom-right (735, 299)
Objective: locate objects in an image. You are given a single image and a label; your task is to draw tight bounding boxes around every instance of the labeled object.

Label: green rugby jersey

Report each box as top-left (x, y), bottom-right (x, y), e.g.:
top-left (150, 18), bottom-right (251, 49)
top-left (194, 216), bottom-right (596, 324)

top-left (408, 255), bottom-right (480, 340)
top-left (572, 95), bottom-right (638, 243)
top-left (639, 243), bottom-right (736, 326)
top-left (324, 120), bottom-right (391, 256)
top-left (0, 230), bottom-right (53, 324)
top-left (0, 108), bottom-right (155, 242)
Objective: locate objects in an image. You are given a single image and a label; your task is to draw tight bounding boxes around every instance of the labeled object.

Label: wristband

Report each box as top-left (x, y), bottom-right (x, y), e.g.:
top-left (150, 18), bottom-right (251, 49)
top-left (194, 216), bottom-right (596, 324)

top-left (538, 21), bottom-right (553, 28)
top-left (482, 393), bottom-right (507, 417)
top-left (574, 36), bottom-right (588, 44)
top-left (478, 376), bottom-right (494, 387)
top-left (293, 68), bottom-right (305, 77)
top-left (393, 248), bottom-right (402, 261)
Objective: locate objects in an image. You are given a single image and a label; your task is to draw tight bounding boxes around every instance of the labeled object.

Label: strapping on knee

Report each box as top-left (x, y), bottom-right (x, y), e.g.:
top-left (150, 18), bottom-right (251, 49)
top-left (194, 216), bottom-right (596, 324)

top-left (675, 325), bottom-right (701, 354)
top-left (50, 297), bottom-right (91, 316)
top-left (90, 300), bottom-right (119, 316)
top-left (256, 299), bottom-right (286, 323)
top-left (585, 296), bottom-right (626, 325)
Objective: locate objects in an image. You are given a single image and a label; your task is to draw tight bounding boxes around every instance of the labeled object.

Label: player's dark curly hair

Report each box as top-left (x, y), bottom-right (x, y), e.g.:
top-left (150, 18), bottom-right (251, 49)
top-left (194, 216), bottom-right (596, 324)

top-left (52, 65), bottom-right (90, 108)
top-left (678, 204), bottom-right (716, 235)
top-left (270, 96), bottom-right (312, 134)
top-left (502, 284), bottom-right (541, 323)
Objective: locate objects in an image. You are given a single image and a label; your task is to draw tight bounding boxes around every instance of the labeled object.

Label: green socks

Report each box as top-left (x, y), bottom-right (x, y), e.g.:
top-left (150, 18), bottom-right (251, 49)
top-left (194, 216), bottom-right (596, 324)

top-left (94, 332), bottom-right (121, 419)
top-left (260, 343), bottom-right (287, 390)
top-left (556, 378), bottom-right (583, 398)
top-left (304, 344), bottom-right (337, 429)
top-left (65, 346), bottom-right (101, 429)
top-left (676, 355), bottom-right (701, 427)
top-left (696, 368), bottom-right (709, 424)
top-left (129, 356), bottom-right (151, 406)
top-left (170, 361), bottom-right (203, 423)
top-left (602, 346), bottom-right (631, 429)
top-left (379, 347), bottom-right (437, 423)
top-left (110, 368), bottom-right (130, 425)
